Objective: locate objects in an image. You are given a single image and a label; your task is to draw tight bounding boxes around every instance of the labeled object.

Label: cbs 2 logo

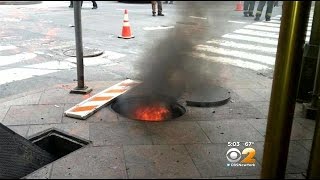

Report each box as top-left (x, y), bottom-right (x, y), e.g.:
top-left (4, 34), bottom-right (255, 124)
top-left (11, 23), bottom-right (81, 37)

top-left (226, 148), bottom-right (256, 163)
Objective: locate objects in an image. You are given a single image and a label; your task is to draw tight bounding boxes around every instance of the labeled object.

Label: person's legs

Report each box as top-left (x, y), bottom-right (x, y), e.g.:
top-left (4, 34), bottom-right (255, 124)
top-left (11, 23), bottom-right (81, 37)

top-left (255, 1), bottom-right (266, 21)
top-left (243, 1), bottom-right (250, 17)
top-left (248, 1), bottom-right (255, 17)
top-left (265, 1), bottom-right (274, 21)
top-left (92, 1), bottom-right (97, 9)
top-left (151, 1), bottom-right (157, 16)
top-left (157, 1), bottom-right (164, 16)
top-left (69, 1), bottom-right (73, 8)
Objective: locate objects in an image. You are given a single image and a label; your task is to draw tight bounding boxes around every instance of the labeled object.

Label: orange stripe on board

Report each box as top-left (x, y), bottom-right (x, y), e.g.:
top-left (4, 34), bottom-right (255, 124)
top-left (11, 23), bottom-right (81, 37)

top-left (105, 89), bottom-right (126, 94)
top-left (71, 105), bottom-right (97, 112)
top-left (90, 96), bottom-right (113, 101)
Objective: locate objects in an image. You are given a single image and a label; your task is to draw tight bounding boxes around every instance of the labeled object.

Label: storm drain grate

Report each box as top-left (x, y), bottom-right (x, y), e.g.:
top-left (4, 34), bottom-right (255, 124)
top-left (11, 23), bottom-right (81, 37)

top-left (0, 124), bottom-right (90, 179)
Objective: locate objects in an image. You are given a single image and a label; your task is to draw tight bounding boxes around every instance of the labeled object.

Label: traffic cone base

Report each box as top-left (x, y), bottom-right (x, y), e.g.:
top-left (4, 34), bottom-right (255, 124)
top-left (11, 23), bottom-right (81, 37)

top-left (235, 1), bottom-right (243, 11)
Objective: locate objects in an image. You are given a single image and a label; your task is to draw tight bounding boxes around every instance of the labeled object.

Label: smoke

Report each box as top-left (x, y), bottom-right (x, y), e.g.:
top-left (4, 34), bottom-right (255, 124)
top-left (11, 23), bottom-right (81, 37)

top-left (124, 1), bottom-right (216, 101)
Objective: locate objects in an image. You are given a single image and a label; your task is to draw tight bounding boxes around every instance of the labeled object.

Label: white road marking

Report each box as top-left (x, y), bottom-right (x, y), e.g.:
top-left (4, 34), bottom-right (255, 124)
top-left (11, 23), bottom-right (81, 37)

top-left (222, 33), bottom-right (279, 45)
top-left (65, 51), bottom-right (126, 66)
top-left (0, 45), bottom-right (17, 51)
top-left (205, 39), bottom-right (277, 54)
top-left (233, 29), bottom-right (279, 38)
top-left (25, 61), bottom-right (76, 70)
top-left (190, 16), bottom-right (207, 20)
top-left (244, 24), bottom-right (280, 32)
top-left (253, 22), bottom-right (281, 27)
top-left (0, 53), bottom-right (37, 66)
top-left (195, 44), bottom-right (275, 65)
top-left (143, 26), bottom-right (175, 31)
top-left (228, 20), bottom-right (247, 24)
top-left (192, 52), bottom-right (272, 71)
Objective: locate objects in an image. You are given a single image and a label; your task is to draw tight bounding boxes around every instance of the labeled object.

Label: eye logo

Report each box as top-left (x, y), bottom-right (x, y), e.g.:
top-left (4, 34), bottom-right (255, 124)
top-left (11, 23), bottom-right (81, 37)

top-left (226, 147), bottom-right (256, 164)
top-left (226, 148), bottom-right (242, 163)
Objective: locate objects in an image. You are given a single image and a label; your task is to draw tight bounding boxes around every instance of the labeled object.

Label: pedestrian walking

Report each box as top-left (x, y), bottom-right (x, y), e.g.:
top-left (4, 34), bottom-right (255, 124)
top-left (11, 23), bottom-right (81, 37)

top-left (243, 1), bottom-right (255, 17)
top-left (254, 1), bottom-right (275, 21)
top-left (69, 1), bottom-right (98, 9)
top-left (151, 1), bottom-right (164, 16)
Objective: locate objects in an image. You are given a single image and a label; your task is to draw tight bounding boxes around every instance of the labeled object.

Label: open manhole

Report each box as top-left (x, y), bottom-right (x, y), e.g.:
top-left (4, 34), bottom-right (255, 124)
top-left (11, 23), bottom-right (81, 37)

top-left (29, 128), bottom-right (90, 160)
top-left (111, 95), bottom-right (186, 122)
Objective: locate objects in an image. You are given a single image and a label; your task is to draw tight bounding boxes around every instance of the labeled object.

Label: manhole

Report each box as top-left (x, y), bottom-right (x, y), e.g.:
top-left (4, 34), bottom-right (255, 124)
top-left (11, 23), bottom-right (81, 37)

top-left (29, 128), bottom-right (90, 160)
top-left (111, 95), bottom-right (186, 122)
top-left (63, 47), bottom-right (104, 57)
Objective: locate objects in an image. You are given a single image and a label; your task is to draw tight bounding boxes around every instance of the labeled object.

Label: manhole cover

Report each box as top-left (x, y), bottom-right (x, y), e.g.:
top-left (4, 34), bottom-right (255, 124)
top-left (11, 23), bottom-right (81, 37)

top-left (63, 47), bottom-right (104, 57)
top-left (111, 95), bottom-right (186, 122)
top-left (186, 86), bottom-right (231, 107)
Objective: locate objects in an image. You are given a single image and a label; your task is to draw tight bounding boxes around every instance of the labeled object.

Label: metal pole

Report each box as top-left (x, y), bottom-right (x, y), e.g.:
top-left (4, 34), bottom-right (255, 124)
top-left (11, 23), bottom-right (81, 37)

top-left (70, 1), bottom-right (92, 94)
top-left (261, 1), bottom-right (311, 179)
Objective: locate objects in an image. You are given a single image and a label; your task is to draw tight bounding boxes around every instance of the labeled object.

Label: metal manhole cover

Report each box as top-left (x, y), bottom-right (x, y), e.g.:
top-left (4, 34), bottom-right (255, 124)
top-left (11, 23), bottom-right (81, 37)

top-left (63, 47), bottom-right (104, 57)
top-left (186, 86), bottom-right (231, 107)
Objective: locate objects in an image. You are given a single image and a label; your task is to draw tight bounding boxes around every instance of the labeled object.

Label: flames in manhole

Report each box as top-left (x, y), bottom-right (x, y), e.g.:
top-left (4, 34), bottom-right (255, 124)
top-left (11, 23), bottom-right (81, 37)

top-left (111, 96), bottom-right (186, 121)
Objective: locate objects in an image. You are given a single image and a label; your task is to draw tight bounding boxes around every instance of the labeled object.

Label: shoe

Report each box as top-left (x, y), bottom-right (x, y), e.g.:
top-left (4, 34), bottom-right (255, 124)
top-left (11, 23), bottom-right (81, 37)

top-left (249, 14), bottom-right (254, 17)
top-left (152, 13), bottom-right (156, 16)
top-left (254, 16), bottom-right (260, 21)
top-left (266, 18), bottom-right (271, 21)
top-left (158, 13), bottom-right (164, 16)
top-left (92, 6), bottom-right (97, 9)
top-left (244, 13), bottom-right (249, 17)
top-left (69, 5), bottom-right (73, 8)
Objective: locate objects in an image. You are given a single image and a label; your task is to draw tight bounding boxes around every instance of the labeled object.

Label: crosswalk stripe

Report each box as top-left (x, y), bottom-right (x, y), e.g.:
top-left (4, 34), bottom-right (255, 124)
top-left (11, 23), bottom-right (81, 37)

top-left (196, 44), bottom-right (275, 65)
top-left (0, 53), bottom-right (37, 66)
top-left (192, 52), bottom-right (272, 71)
top-left (222, 33), bottom-right (279, 45)
top-left (233, 29), bottom-right (279, 39)
top-left (244, 24), bottom-right (280, 32)
top-left (253, 22), bottom-right (281, 27)
top-left (0, 45), bottom-right (17, 51)
top-left (25, 61), bottom-right (76, 70)
top-left (0, 68), bottom-right (58, 85)
top-left (205, 39), bottom-right (277, 54)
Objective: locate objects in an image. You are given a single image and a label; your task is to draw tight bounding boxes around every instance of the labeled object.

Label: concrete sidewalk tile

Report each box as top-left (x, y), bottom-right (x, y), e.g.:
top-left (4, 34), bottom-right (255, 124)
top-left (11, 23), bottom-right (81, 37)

top-left (185, 144), bottom-right (261, 177)
top-left (222, 81), bottom-right (266, 90)
top-left (62, 104), bottom-right (118, 123)
top-left (198, 120), bottom-right (265, 143)
top-left (250, 88), bottom-right (271, 101)
top-left (236, 175), bottom-right (260, 179)
top-left (0, 105), bottom-right (10, 123)
top-left (294, 118), bottom-right (316, 131)
top-left (297, 140), bottom-right (313, 151)
top-left (246, 118), bottom-right (267, 137)
top-left (123, 145), bottom-right (201, 179)
top-left (285, 173), bottom-right (306, 179)
top-left (51, 146), bottom-right (127, 179)
top-left (27, 123), bottom-right (90, 140)
top-left (89, 121), bottom-right (153, 146)
top-left (1, 92), bottom-right (42, 106)
top-left (146, 121), bottom-right (211, 145)
top-left (38, 88), bottom-right (85, 104)
top-left (2, 104), bottom-right (64, 126)
top-left (254, 141), bottom-right (310, 174)
top-left (248, 101), bottom-right (269, 117)
top-left (233, 89), bottom-right (266, 102)
top-left (24, 164), bottom-right (52, 179)
top-left (7, 125), bottom-right (30, 138)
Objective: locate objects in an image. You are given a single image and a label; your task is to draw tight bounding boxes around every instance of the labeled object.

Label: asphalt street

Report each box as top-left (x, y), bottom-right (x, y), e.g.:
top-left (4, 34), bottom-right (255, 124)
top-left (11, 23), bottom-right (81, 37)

top-left (0, 1), bottom-right (291, 99)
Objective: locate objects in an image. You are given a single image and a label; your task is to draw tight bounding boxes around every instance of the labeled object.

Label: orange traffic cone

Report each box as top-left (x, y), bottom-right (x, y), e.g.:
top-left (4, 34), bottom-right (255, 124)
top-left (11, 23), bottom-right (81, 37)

top-left (235, 1), bottom-right (243, 11)
top-left (118, 9), bottom-right (134, 39)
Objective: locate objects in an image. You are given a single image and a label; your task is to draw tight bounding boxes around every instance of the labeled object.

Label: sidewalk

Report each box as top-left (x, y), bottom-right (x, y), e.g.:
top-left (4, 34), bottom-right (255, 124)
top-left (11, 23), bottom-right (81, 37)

top-left (0, 63), bottom-right (315, 179)
top-left (0, 1), bottom-right (315, 179)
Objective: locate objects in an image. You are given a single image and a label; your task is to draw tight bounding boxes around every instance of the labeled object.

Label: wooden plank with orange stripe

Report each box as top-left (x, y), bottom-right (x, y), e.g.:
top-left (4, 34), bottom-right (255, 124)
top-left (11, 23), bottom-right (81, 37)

top-left (64, 79), bottom-right (141, 120)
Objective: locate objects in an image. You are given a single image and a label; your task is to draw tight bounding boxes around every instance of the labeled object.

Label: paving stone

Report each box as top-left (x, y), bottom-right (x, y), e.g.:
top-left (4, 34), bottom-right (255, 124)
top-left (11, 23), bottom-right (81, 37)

top-left (254, 141), bottom-right (310, 174)
top-left (1, 92), bottom-right (41, 106)
top-left (294, 117), bottom-right (316, 131)
top-left (38, 88), bottom-right (86, 104)
top-left (146, 121), bottom-right (211, 144)
top-left (233, 89), bottom-right (266, 102)
top-left (246, 118), bottom-right (314, 140)
top-left (285, 173), bottom-right (306, 179)
top-left (250, 88), bottom-right (271, 101)
top-left (0, 105), bottom-right (10, 123)
top-left (198, 120), bottom-right (265, 143)
top-left (248, 101), bottom-right (270, 117)
top-left (297, 140), bottom-right (313, 151)
top-left (6, 125), bottom-right (30, 137)
top-left (89, 121), bottom-right (153, 146)
top-left (51, 146), bottom-right (127, 179)
top-left (186, 144), bottom-right (261, 177)
top-left (24, 164), bottom-right (52, 179)
top-left (124, 145), bottom-right (201, 179)
top-left (2, 104), bottom-right (64, 126)
top-left (27, 123), bottom-right (90, 140)
top-left (62, 104), bottom-right (118, 123)
top-left (236, 175), bottom-right (260, 179)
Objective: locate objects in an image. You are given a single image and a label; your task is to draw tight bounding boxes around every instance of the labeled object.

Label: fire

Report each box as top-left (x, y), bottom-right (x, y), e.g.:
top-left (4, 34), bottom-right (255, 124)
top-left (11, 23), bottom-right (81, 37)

top-left (134, 104), bottom-right (170, 121)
